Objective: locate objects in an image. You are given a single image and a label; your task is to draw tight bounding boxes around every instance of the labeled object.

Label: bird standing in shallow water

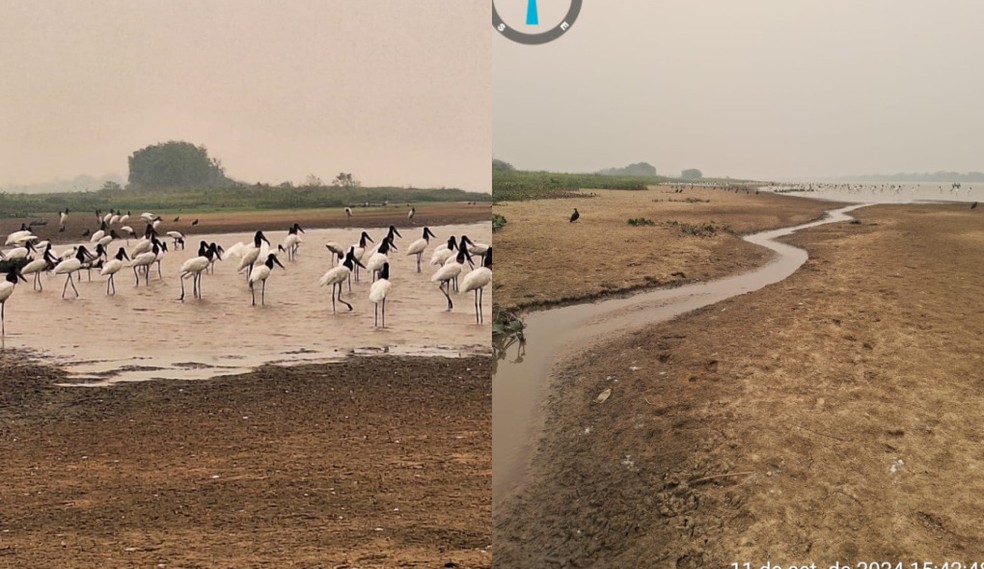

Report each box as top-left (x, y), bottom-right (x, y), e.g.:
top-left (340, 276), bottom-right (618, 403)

top-left (406, 227), bottom-right (436, 272)
top-left (100, 247), bottom-right (130, 295)
top-left (369, 262), bottom-right (392, 328)
top-left (0, 268), bottom-right (27, 337)
top-left (319, 248), bottom-right (366, 312)
top-left (249, 253), bottom-right (285, 306)
top-left (460, 247), bottom-right (492, 325)
top-left (570, 208), bottom-right (580, 223)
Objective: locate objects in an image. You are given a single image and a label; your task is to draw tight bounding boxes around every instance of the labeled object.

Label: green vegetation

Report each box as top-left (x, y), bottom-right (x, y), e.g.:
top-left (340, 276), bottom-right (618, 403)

top-left (664, 220), bottom-right (732, 237)
top-left (627, 217), bottom-right (656, 226)
top-left (492, 306), bottom-right (526, 361)
top-left (492, 213), bottom-right (507, 232)
top-left (492, 159), bottom-right (515, 172)
top-left (493, 170), bottom-right (665, 202)
top-left (599, 162), bottom-right (657, 177)
top-left (0, 185), bottom-right (490, 219)
top-left (129, 141), bottom-right (232, 189)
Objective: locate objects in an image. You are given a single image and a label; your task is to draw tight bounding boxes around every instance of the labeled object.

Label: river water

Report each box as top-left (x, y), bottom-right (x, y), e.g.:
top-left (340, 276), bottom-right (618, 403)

top-left (3, 222), bottom-right (491, 385)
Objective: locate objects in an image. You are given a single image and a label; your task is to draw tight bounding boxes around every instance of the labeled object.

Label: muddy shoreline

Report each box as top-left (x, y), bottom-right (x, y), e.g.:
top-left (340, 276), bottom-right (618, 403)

top-left (494, 202), bottom-right (984, 566)
top-left (0, 354), bottom-right (491, 568)
top-left (2, 201), bottom-right (490, 247)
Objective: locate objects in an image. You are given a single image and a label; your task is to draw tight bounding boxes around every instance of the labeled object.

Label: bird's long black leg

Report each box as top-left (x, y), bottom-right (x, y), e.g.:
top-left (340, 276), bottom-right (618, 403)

top-left (479, 289), bottom-right (484, 324)
top-left (262, 280), bottom-right (266, 306)
top-left (339, 286), bottom-right (353, 311)
top-left (382, 299), bottom-right (386, 328)
top-left (331, 283), bottom-right (337, 313)
top-left (440, 282), bottom-right (453, 310)
top-left (250, 282), bottom-right (256, 306)
top-left (179, 276), bottom-right (186, 302)
top-left (70, 275), bottom-right (79, 297)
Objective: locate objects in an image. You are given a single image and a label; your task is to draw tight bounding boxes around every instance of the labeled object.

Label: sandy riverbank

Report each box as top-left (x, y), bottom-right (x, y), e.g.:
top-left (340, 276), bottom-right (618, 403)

top-left (492, 187), bottom-right (841, 311)
top-left (2, 201), bottom-right (490, 247)
top-left (0, 354), bottom-right (490, 568)
top-left (494, 202), bottom-right (984, 566)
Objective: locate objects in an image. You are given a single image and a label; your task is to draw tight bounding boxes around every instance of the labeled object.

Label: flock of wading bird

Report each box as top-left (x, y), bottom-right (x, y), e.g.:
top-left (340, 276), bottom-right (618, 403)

top-left (0, 208), bottom-right (492, 336)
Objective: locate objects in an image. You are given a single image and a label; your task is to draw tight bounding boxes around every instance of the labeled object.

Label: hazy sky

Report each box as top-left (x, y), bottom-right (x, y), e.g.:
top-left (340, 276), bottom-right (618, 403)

top-left (493, 1), bottom-right (984, 180)
top-left (1, 1), bottom-right (490, 192)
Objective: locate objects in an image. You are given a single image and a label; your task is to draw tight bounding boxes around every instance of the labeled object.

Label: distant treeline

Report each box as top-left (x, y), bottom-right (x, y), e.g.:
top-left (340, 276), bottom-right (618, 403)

top-left (0, 184), bottom-right (490, 218)
top-left (831, 171), bottom-right (984, 183)
top-left (598, 162), bottom-right (657, 177)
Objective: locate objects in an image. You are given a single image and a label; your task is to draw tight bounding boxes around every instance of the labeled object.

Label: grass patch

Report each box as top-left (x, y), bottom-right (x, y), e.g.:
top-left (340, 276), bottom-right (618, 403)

top-left (492, 305), bottom-right (526, 361)
top-left (493, 170), bottom-right (667, 202)
top-left (627, 217), bottom-right (656, 226)
top-left (664, 220), bottom-right (733, 237)
top-left (492, 213), bottom-right (507, 233)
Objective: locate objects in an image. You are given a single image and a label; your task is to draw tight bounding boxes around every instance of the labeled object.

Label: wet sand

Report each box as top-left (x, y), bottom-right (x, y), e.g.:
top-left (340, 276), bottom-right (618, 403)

top-left (0, 354), bottom-right (491, 568)
top-left (495, 202), bottom-right (984, 566)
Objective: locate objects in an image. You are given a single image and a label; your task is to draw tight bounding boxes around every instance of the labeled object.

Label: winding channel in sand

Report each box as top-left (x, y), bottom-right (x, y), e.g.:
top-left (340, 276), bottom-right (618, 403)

top-left (493, 203), bottom-right (869, 503)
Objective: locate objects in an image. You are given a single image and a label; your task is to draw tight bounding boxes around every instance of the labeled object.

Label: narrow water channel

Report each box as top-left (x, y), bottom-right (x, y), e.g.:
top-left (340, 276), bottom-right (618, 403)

top-left (492, 204), bottom-right (869, 503)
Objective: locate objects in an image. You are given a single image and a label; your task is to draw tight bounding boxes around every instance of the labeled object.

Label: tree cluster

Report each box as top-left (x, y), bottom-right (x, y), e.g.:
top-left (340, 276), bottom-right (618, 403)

top-left (128, 141), bottom-right (231, 189)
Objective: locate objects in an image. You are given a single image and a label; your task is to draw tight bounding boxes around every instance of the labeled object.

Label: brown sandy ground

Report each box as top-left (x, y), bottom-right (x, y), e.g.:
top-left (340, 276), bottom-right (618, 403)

top-left (0, 355), bottom-right (490, 568)
top-left (492, 187), bottom-right (840, 311)
top-left (495, 203), bottom-right (984, 567)
top-left (2, 201), bottom-right (491, 247)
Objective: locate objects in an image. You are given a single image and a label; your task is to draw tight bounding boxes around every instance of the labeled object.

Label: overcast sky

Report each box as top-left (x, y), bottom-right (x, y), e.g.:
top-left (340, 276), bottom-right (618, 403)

top-left (1, 1), bottom-right (490, 192)
top-left (493, 1), bottom-right (984, 180)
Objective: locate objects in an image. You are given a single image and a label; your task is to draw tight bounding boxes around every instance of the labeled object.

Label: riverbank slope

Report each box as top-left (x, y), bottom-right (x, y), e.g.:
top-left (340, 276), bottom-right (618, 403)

top-left (495, 202), bottom-right (984, 566)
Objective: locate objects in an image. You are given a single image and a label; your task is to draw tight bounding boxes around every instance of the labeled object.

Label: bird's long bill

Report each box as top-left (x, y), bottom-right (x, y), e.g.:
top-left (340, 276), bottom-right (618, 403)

top-left (297, 224), bottom-right (305, 234)
top-left (363, 231), bottom-right (374, 243)
top-left (354, 258), bottom-right (367, 269)
top-left (394, 228), bottom-right (403, 238)
top-left (425, 227), bottom-right (436, 239)
top-left (16, 271), bottom-right (27, 283)
top-left (274, 257), bottom-right (285, 269)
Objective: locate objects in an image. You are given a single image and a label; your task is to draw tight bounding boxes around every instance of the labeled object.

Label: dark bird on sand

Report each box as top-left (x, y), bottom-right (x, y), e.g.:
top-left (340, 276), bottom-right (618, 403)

top-left (569, 208), bottom-right (579, 223)
top-left (191, 219), bottom-right (199, 226)
top-left (972, 202), bottom-right (978, 209)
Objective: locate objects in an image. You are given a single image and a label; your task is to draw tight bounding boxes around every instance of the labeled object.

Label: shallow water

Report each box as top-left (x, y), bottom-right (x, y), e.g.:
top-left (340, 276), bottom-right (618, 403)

top-left (492, 205), bottom-right (867, 503)
top-left (766, 181), bottom-right (980, 204)
top-left (3, 223), bottom-right (491, 385)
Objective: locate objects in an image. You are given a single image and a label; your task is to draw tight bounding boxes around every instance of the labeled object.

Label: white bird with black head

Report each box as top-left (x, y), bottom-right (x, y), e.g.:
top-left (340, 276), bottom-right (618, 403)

top-left (319, 248), bottom-right (366, 312)
top-left (248, 253), bottom-right (285, 306)
top-left (0, 267), bottom-right (28, 337)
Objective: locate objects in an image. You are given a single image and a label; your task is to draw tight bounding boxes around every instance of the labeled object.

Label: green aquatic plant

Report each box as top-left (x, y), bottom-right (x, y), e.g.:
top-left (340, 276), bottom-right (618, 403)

top-left (492, 213), bottom-right (507, 233)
